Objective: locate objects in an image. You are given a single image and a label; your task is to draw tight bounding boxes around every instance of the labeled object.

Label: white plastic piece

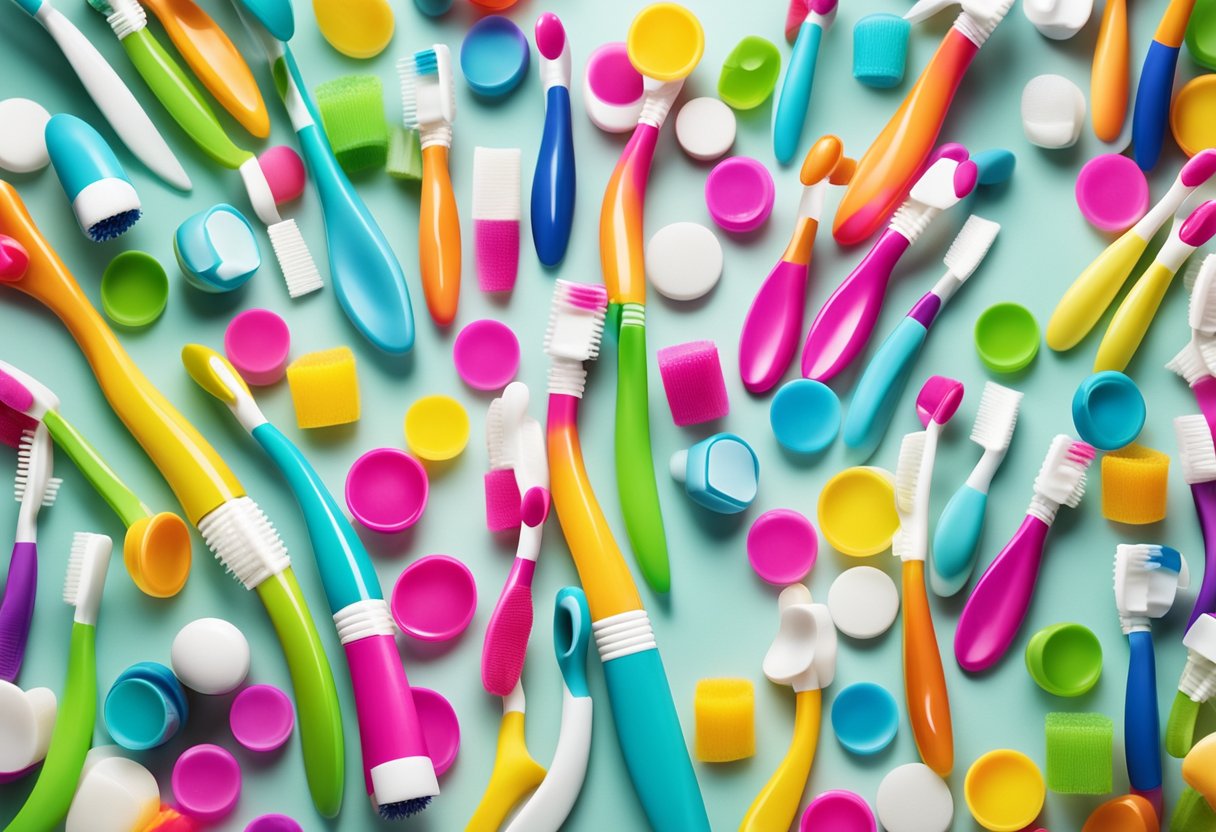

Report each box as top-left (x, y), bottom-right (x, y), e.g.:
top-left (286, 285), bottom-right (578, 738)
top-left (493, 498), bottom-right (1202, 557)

top-left (762, 585), bottom-right (838, 692)
top-left (0, 98), bottom-right (52, 173)
top-left (0, 681), bottom-right (56, 773)
top-left (171, 617), bottom-right (251, 695)
top-left (1021, 74), bottom-right (1086, 149)
top-left (504, 692), bottom-right (593, 832)
top-left (1022, 0), bottom-right (1093, 39)
top-left (674, 98), bottom-right (736, 162)
top-left (645, 222), bottom-right (724, 301)
top-left (827, 566), bottom-right (900, 639)
top-left (66, 747), bottom-right (160, 832)
top-left (876, 763), bottom-right (955, 832)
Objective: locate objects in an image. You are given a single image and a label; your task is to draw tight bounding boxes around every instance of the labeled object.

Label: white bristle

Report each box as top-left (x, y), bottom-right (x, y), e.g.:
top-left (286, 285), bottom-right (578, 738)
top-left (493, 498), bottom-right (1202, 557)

top-left (64, 532), bottom-right (112, 625)
top-left (1033, 434), bottom-right (1094, 507)
top-left (894, 431), bottom-right (925, 513)
top-left (106, 0), bottom-right (147, 39)
top-left (472, 148), bottom-right (521, 221)
top-left (943, 215), bottom-right (1001, 281)
top-left (486, 397), bottom-right (508, 470)
top-left (1190, 254), bottom-right (1216, 333)
top-left (1175, 414), bottom-right (1216, 484)
top-left (1184, 251), bottom-right (1211, 294)
top-left (544, 281), bottom-right (608, 363)
top-left (63, 536), bottom-right (83, 605)
top-left (268, 219), bottom-right (323, 298)
top-left (1167, 342), bottom-right (1212, 385)
top-left (15, 429), bottom-right (59, 507)
top-left (198, 497), bottom-right (290, 589)
top-left (398, 46), bottom-right (455, 142)
top-left (970, 381), bottom-right (1022, 451)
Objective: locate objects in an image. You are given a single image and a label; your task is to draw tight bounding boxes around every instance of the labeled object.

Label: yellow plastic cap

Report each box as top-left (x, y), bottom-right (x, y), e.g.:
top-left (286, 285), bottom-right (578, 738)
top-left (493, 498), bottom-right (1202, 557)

top-left (405, 395), bottom-right (469, 461)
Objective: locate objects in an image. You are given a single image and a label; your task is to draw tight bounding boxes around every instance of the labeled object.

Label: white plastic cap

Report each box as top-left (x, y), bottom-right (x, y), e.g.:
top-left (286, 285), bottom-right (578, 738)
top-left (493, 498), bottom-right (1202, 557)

top-left (370, 755), bottom-right (440, 807)
top-left (0, 681), bottom-right (55, 773)
top-left (171, 617), bottom-right (251, 695)
top-left (1185, 614), bottom-right (1216, 662)
top-left (828, 566), bottom-right (900, 639)
top-left (66, 749), bottom-right (160, 832)
top-left (876, 763), bottom-right (954, 832)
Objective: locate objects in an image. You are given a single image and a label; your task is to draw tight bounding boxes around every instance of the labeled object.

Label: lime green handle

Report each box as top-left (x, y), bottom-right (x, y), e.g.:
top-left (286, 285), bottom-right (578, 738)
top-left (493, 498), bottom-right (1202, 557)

top-left (1094, 259), bottom-right (1177, 371)
top-left (257, 569), bottom-right (345, 818)
top-left (43, 409), bottom-right (148, 527)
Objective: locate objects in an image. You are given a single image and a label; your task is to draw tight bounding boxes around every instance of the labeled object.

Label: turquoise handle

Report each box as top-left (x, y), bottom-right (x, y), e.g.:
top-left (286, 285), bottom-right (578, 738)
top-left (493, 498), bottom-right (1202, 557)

top-left (44, 114), bottom-right (130, 201)
top-left (842, 316), bottom-right (927, 460)
top-left (773, 20), bottom-right (822, 165)
top-left (554, 587), bottom-right (591, 698)
top-left (602, 648), bottom-right (710, 831)
top-left (931, 484), bottom-right (987, 595)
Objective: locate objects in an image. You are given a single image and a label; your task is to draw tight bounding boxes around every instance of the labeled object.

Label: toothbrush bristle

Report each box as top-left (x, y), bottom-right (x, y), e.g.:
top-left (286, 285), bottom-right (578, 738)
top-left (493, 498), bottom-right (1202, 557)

top-left (481, 579), bottom-right (534, 696)
top-left (413, 48), bottom-right (439, 75)
top-left (1175, 414), bottom-right (1216, 483)
top-left (198, 497), bottom-right (290, 589)
top-left (87, 209), bottom-right (141, 243)
top-left (485, 397), bottom-right (511, 469)
top-left (943, 215), bottom-right (1001, 282)
top-left (1190, 253), bottom-right (1216, 332)
top-left (1033, 435), bottom-right (1094, 507)
top-left (63, 531), bottom-right (109, 608)
top-left (544, 281), bottom-right (608, 363)
top-left (378, 796), bottom-right (432, 820)
top-left (1167, 342), bottom-right (1211, 385)
top-left (894, 431), bottom-right (926, 513)
top-left (397, 57), bottom-right (419, 129)
top-left (970, 381), bottom-right (1022, 451)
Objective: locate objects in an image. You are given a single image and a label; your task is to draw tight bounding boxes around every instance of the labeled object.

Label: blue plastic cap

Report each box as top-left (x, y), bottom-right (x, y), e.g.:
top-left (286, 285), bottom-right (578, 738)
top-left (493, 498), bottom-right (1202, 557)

top-left (770, 379), bottom-right (841, 454)
top-left (104, 663), bottom-right (187, 750)
top-left (852, 14), bottom-right (910, 89)
top-left (45, 114), bottom-right (131, 202)
top-left (830, 681), bottom-right (899, 755)
top-left (174, 204), bottom-right (261, 293)
top-left (679, 433), bottom-right (759, 514)
top-left (1071, 370), bottom-right (1145, 451)
top-left (554, 587), bottom-right (591, 698)
top-left (460, 16), bottom-right (531, 99)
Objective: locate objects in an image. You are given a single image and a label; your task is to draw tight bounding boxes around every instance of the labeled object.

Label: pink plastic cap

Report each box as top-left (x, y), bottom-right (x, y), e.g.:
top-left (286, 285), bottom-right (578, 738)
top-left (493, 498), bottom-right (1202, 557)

top-left (229, 684), bottom-right (294, 752)
top-left (224, 309), bottom-right (291, 386)
top-left (391, 555), bottom-right (477, 642)
top-left (345, 448), bottom-right (429, 533)
top-left (706, 157), bottom-right (776, 233)
top-left (1075, 154), bottom-right (1150, 234)
top-left (475, 220), bottom-right (520, 293)
top-left (586, 42), bottom-right (643, 106)
top-left (171, 744), bottom-right (241, 822)
top-left (801, 790), bottom-right (876, 832)
top-left (657, 340), bottom-right (730, 426)
top-left (453, 319), bottom-right (520, 391)
top-left (413, 687), bottom-right (460, 776)
top-left (485, 468), bottom-right (522, 531)
top-left (257, 146), bottom-right (306, 206)
top-left (245, 815), bottom-right (303, 832)
top-left (747, 508), bottom-right (818, 585)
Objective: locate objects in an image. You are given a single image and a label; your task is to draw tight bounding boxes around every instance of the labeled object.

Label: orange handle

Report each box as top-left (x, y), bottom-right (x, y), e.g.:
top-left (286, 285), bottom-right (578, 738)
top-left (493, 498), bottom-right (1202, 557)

top-left (1092, 0), bottom-right (1130, 141)
top-left (1156, 0), bottom-right (1199, 46)
top-left (903, 560), bottom-right (954, 776)
top-left (599, 123), bottom-right (660, 305)
top-left (420, 144), bottom-right (461, 327)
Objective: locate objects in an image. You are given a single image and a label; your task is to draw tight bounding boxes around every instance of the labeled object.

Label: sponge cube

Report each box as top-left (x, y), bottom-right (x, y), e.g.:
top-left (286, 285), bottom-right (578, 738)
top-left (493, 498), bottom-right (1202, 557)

top-left (1045, 712), bottom-right (1113, 794)
top-left (658, 340), bottom-right (730, 427)
top-left (287, 347), bottom-right (360, 429)
top-left (695, 678), bottom-right (755, 762)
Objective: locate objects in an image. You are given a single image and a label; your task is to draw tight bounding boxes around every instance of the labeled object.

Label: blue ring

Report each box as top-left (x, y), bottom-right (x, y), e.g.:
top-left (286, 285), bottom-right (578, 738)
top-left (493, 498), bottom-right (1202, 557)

top-left (1071, 371), bottom-right (1145, 451)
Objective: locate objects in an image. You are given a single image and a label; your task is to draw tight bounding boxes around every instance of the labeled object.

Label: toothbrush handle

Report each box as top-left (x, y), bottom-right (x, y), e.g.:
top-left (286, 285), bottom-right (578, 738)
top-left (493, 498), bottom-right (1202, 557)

top-left (42, 410), bottom-right (146, 526)
top-left (1091, 0), bottom-right (1129, 142)
top-left (801, 228), bottom-right (911, 381)
top-left (420, 144), bottom-right (461, 327)
top-left (739, 256), bottom-right (811, 393)
top-left (482, 557), bottom-right (536, 696)
top-left (0, 541), bottom-right (37, 682)
top-left (1094, 259), bottom-right (1180, 372)
top-left (1167, 689), bottom-right (1201, 758)
top-left (772, 20), bottom-right (823, 165)
top-left (1046, 229), bottom-right (1150, 351)
top-left (740, 689), bottom-right (821, 831)
top-left (504, 689), bottom-right (593, 832)
top-left (531, 85), bottom-right (576, 267)
top-left (1126, 630), bottom-right (1163, 793)
top-left (1187, 481), bottom-right (1216, 627)
top-left (1132, 40), bottom-right (1184, 170)
top-left (600, 123), bottom-right (660, 305)
top-left (903, 560), bottom-right (954, 776)
top-left (931, 484), bottom-right (988, 596)
top-left (843, 315), bottom-right (929, 459)
top-left (954, 515), bottom-right (1050, 672)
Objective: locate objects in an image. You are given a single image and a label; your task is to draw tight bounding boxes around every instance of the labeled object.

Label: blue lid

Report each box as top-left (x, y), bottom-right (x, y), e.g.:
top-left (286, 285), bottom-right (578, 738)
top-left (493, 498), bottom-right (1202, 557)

top-left (770, 379), bottom-right (840, 454)
top-left (681, 433), bottom-right (759, 514)
top-left (104, 675), bottom-right (183, 750)
top-left (460, 16), bottom-right (530, 99)
top-left (174, 204), bottom-right (260, 293)
top-left (830, 681), bottom-right (899, 755)
top-left (1071, 371), bottom-right (1145, 450)
top-left (45, 114), bottom-right (131, 202)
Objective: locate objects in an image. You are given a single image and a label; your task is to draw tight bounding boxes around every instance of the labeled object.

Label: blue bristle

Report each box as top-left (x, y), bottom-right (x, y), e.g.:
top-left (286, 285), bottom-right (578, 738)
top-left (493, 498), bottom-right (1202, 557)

top-left (87, 209), bottom-right (141, 242)
top-left (414, 49), bottom-right (439, 74)
top-left (378, 796), bottom-right (432, 820)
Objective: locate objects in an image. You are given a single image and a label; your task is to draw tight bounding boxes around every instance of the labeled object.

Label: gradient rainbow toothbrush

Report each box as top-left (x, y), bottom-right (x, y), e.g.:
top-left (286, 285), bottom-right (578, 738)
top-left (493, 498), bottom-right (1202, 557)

top-left (544, 280), bottom-right (710, 832)
top-left (599, 3), bottom-right (704, 592)
top-left (772, 0), bottom-right (837, 165)
top-left (832, 0), bottom-right (1013, 245)
top-left (1132, 0), bottom-right (1198, 170)
top-left (182, 346), bottom-right (439, 820)
top-left (532, 13), bottom-right (576, 267)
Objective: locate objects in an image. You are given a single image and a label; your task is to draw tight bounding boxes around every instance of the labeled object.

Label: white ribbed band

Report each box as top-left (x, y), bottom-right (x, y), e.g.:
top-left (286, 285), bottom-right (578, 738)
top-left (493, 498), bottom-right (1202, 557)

top-left (639, 79), bottom-right (682, 128)
top-left (1180, 652), bottom-right (1216, 701)
top-left (593, 610), bottom-right (656, 662)
top-left (547, 361), bottom-right (588, 398)
top-left (333, 598), bottom-right (395, 644)
top-left (1027, 493), bottom-right (1059, 525)
top-left (472, 147), bottom-right (522, 221)
top-left (889, 204), bottom-right (936, 244)
top-left (198, 497), bottom-right (290, 589)
top-left (620, 303), bottom-right (644, 327)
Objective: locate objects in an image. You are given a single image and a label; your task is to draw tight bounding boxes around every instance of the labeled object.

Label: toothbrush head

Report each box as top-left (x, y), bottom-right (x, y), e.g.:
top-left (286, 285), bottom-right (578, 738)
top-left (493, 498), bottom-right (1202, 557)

top-left (1182, 201), bottom-right (1216, 249)
top-left (1175, 414), bottom-right (1216, 484)
top-left (398, 45), bottom-right (456, 131)
top-left (1032, 435), bottom-right (1095, 508)
top-left (181, 344), bottom-right (266, 433)
top-left (943, 214), bottom-right (1001, 282)
top-left (15, 428), bottom-right (61, 509)
top-left (64, 532), bottom-right (112, 626)
top-left (535, 12), bottom-right (567, 59)
top-left (544, 281), bottom-right (609, 364)
top-left (970, 382), bottom-right (1022, 453)
top-left (915, 375), bottom-right (964, 427)
top-left (892, 432), bottom-right (926, 563)
top-left (1114, 544), bottom-right (1189, 628)
top-left (1167, 342), bottom-right (1212, 385)
top-left (0, 235), bottom-right (29, 282)
top-left (1181, 149), bottom-right (1216, 188)
top-left (0, 361), bottom-right (54, 445)
top-left (1188, 254), bottom-right (1216, 334)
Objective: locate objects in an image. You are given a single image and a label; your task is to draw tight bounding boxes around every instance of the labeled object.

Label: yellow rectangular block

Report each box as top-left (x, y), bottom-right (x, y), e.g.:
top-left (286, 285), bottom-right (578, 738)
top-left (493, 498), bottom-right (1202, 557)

top-left (695, 678), bottom-right (755, 763)
top-left (287, 347), bottom-right (360, 429)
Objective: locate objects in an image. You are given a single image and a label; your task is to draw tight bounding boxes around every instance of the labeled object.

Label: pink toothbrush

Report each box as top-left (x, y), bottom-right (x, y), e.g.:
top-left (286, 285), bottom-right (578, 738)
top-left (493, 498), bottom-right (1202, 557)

top-left (954, 435), bottom-right (1095, 672)
top-left (801, 151), bottom-right (977, 383)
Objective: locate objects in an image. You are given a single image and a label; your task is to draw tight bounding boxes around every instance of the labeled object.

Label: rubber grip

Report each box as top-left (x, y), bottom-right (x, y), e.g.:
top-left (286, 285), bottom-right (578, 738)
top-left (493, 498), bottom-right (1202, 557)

top-left (1094, 259), bottom-right (1178, 372)
top-left (1188, 482), bottom-right (1216, 627)
top-left (931, 484), bottom-right (988, 597)
top-left (772, 21), bottom-right (823, 165)
top-left (1046, 229), bottom-right (1150, 351)
top-left (420, 144), bottom-right (461, 326)
top-left (531, 86), bottom-right (576, 267)
top-left (902, 560), bottom-right (953, 776)
top-left (1167, 688), bottom-right (1201, 758)
top-left (843, 316), bottom-right (927, 460)
top-left (1126, 630), bottom-right (1162, 791)
top-left (1132, 40), bottom-right (1182, 170)
top-left (0, 541), bottom-right (37, 682)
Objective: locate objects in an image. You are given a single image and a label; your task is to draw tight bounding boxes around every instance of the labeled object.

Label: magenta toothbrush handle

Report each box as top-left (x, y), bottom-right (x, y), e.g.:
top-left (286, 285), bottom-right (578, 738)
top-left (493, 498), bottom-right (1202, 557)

top-left (739, 258), bottom-right (811, 393)
top-left (481, 558), bottom-right (536, 697)
top-left (1189, 482), bottom-right (1216, 628)
top-left (0, 541), bottom-right (36, 682)
top-left (954, 516), bottom-right (1050, 672)
top-left (801, 228), bottom-right (912, 382)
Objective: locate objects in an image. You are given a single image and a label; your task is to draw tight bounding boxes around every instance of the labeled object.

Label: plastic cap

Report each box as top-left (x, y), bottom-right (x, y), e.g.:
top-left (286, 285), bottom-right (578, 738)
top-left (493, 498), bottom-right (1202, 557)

top-left (171, 618), bottom-right (250, 695)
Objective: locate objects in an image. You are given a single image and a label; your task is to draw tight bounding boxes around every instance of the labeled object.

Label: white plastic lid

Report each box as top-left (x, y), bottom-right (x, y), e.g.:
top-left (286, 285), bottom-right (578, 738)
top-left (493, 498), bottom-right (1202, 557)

top-left (675, 98), bottom-right (737, 162)
top-left (171, 617), bottom-right (251, 695)
top-left (66, 749), bottom-right (160, 832)
top-left (1023, 0), bottom-right (1093, 40)
top-left (827, 566), bottom-right (900, 639)
top-left (0, 98), bottom-right (52, 174)
top-left (876, 763), bottom-right (954, 832)
top-left (0, 681), bottom-right (55, 772)
top-left (645, 222), bottom-right (723, 301)
top-left (1021, 75), bottom-right (1086, 149)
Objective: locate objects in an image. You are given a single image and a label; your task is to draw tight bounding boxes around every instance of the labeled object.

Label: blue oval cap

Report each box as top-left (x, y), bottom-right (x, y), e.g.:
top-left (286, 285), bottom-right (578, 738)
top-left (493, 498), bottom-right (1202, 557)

top-left (830, 681), bottom-right (899, 755)
top-left (45, 114), bottom-right (130, 202)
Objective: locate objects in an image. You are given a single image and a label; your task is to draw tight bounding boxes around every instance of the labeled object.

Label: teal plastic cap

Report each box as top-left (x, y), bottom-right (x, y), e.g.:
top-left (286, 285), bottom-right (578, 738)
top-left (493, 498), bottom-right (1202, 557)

top-left (174, 204), bottom-right (261, 293)
top-left (670, 432), bottom-right (759, 514)
top-left (1071, 370), bottom-right (1145, 450)
top-left (45, 114), bottom-right (131, 201)
top-left (554, 587), bottom-right (591, 698)
top-left (853, 14), bottom-right (910, 88)
top-left (103, 662), bottom-right (188, 750)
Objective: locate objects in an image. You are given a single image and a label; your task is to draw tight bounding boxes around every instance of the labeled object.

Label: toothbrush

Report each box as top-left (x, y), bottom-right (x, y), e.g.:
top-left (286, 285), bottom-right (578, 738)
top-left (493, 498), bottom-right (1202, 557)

top-left (531, 13), bottom-right (576, 267)
top-left (1173, 415), bottom-right (1216, 627)
top-left (892, 375), bottom-right (962, 776)
top-left (739, 135), bottom-right (853, 394)
top-left (930, 381), bottom-right (1022, 597)
top-left (1166, 255), bottom-right (1216, 434)
top-left (6, 532), bottom-right (110, 832)
top-left (955, 435), bottom-right (1096, 673)
top-left (6, 0), bottom-right (190, 191)
top-left (1048, 149), bottom-right (1216, 351)
top-left (1168, 612), bottom-right (1216, 759)
top-left (1115, 543), bottom-right (1189, 817)
top-left (1094, 198), bottom-right (1216, 372)
top-left (740, 584), bottom-right (837, 830)
top-left (832, 0), bottom-right (1014, 245)
top-left (400, 45), bottom-right (462, 327)
top-left (1131, 0), bottom-right (1198, 170)
top-left (0, 425), bottom-right (60, 682)
top-left (844, 214), bottom-right (1000, 458)
top-left (772, 0), bottom-right (837, 165)
top-left (504, 587), bottom-right (594, 832)
top-left (544, 280), bottom-right (711, 831)
top-left (466, 681), bottom-right (547, 831)
top-left (802, 152), bottom-right (978, 382)
top-left (0, 188), bottom-right (346, 818)
top-left (182, 345), bottom-right (438, 820)
top-left (233, 0), bottom-right (415, 355)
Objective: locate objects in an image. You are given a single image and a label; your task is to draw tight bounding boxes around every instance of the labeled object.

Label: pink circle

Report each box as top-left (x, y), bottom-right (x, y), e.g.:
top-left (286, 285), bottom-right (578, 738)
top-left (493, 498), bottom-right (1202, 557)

top-left (453, 319), bottom-right (520, 390)
top-left (1076, 154), bottom-right (1150, 233)
top-left (171, 744), bottom-right (241, 822)
top-left (245, 815), bottom-right (303, 832)
top-left (747, 508), bottom-right (818, 585)
top-left (413, 687), bottom-right (460, 776)
top-left (586, 42), bottom-right (643, 106)
top-left (705, 157), bottom-right (776, 233)
top-left (345, 449), bottom-right (429, 533)
top-left (224, 309), bottom-right (291, 386)
top-left (257, 146), bottom-right (306, 205)
top-left (801, 790), bottom-right (876, 832)
top-left (391, 555), bottom-right (477, 642)
top-left (229, 684), bottom-right (294, 752)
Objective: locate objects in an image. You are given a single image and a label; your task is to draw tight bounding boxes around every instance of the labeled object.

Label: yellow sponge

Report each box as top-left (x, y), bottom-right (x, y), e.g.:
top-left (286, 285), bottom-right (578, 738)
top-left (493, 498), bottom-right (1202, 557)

top-left (695, 678), bottom-right (755, 762)
top-left (1101, 444), bottom-right (1169, 525)
top-left (286, 347), bottom-right (360, 429)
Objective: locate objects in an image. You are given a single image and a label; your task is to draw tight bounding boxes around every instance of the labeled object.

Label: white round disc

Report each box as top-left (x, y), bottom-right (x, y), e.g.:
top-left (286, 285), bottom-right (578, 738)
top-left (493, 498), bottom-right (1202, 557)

top-left (876, 763), bottom-right (954, 832)
top-left (675, 98), bottom-right (737, 162)
top-left (0, 99), bottom-right (52, 174)
top-left (645, 222), bottom-right (723, 301)
top-left (1021, 74), bottom-right (1085, 149)
top-left (828, 566), bottom-right (900, 639)
top-left (171, 617), bottom-right (251, 695)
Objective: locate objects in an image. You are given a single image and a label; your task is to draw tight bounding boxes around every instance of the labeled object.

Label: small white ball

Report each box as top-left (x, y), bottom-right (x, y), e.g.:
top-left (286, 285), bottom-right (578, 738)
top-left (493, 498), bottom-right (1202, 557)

top-left (171, 618), bottom-right (250, 695)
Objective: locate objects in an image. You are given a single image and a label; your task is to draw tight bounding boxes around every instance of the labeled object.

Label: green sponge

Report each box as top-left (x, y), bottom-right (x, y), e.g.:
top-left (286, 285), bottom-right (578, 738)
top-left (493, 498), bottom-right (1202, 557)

top-left (315, 75), bottom-right (388, 173)
top-left (387, 125), bottom-right (423, 182)
top-left (1045, 712), bottom-right (1113, 794)
top-left (1172, 787), bottom-right (1216, 832)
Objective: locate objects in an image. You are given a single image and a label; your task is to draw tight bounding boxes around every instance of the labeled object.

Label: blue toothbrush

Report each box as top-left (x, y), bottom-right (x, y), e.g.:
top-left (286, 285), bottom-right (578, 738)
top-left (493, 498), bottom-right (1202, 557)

top-left (531, 13), bottom-right (576, 267)
top-left (1131, 0), bottom-right (1197, 170)
top-left (772, 0), bottom-right (837, 165)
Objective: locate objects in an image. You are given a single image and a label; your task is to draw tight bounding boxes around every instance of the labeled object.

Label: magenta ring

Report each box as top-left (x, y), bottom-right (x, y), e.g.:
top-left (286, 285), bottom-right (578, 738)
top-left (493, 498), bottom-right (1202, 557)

top-left (345, 448), bottom-right (429, 533)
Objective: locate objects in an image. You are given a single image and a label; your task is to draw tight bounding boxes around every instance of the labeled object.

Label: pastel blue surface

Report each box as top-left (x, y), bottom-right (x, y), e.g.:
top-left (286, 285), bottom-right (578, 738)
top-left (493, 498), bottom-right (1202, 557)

top-left (1072, 370), bottom-right (1147, 451)
top-left (830, 681), bottom-right (899, 756)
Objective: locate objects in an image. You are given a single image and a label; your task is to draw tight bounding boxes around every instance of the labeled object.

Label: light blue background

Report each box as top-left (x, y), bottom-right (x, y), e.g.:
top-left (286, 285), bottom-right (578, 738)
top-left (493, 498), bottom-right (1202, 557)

top-left (1, 0), bottom-right (1214, 828)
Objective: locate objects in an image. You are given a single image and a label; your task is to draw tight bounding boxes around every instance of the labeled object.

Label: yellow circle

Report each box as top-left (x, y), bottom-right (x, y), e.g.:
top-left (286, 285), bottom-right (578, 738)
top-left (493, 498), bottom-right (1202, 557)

top-left (964, 749), bottom-right (1046, 832)
top-left (314, 0), bottom-right (395, 59)
top-left (817, 467), bottom-right (899, 557)
top-left (626, 3), bottom-right (705, 82)
top-left (1171, 75), bottom-right (1216, 157)
top-left (405, 395), bottom-right (470, 461)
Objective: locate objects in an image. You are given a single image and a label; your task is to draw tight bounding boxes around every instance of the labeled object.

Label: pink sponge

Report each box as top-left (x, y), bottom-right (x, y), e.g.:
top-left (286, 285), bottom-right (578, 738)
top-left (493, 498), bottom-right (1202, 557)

top-left (658, 340), bottom-right (730, 426)
top-left (485, 469), bottom-right (521, 531)
top-left (258, 146), bottom-right (306, 206)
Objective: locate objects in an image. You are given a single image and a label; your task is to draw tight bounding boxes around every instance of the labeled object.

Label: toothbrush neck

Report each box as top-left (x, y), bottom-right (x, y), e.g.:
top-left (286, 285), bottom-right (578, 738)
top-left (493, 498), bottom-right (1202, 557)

top-left (781, 217), bottom-right (820, 265)
top-left (1027, 494), bottom-right (1060, 524)
top-left (908, 292), bottom-right (942, 327)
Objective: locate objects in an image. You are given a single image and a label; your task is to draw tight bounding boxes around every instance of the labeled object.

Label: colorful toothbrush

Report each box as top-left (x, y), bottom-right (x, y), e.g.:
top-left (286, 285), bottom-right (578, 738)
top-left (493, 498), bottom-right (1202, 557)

top-left (466, 681), bottom-right (547, 831)
top-left (1132, 0), bottom-right (1198, 170)
top-left (1173, 415), bottom-right (1216, 628)
top-left (1168, 612), bottom-right (1216, 759)
top-left (955, 434), bottom-right (1096, 673)
top-left (182, 346), bottom-right (438, 820)
top-left (400, 45), bottom-right (461, 327)
top-left (772, 0), bottom-right (837, 165)
top-left (740, 583), bottom-right (836, 830)
top-left (5, 532), bottom-right (110, 832)
top-left (802, 152), bottom-right (978, 382)
top-left (0, 187), bottom-right (345, 818)
top-left (843, 214), bottom-right (1000, 458)
top-left (544, 279), bottom-right (711, 831)
top-left (892, 375), bottom-right (961, 776)
top-left (233, 0), bottom-right (415, 355)
top-left (832, 0), bottom-right (1013, 245)
top-left (930, 381), bottom-right (1022, 596)
top-left (739, 135), bottom-right (853, 394)
top-left (532, 13), bottom-right (576, 268)
top-left (1166, 256), bottom-right (1216, 434)
top-left (1091, 0), bottom-right (1130, 141)
top-left (1048, 149), bottom-right (1216, 351)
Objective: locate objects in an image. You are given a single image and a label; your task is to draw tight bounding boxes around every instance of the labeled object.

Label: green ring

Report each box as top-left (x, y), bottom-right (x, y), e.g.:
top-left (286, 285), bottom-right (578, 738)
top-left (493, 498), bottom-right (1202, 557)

top-left (101, 251), bottom-right (168, 329)
top-left (975, 302), bottom-right (1040, 373)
